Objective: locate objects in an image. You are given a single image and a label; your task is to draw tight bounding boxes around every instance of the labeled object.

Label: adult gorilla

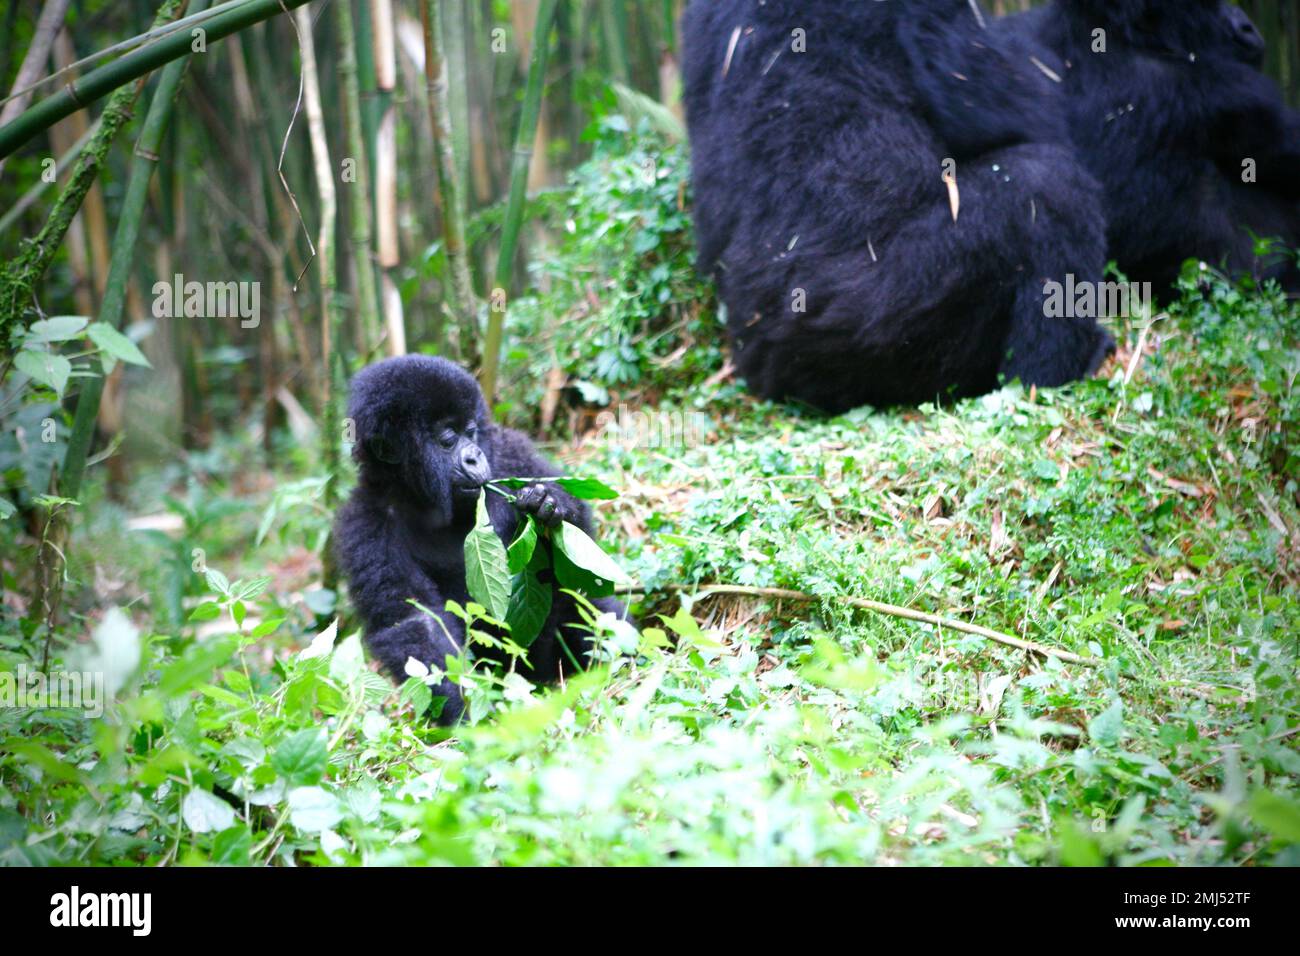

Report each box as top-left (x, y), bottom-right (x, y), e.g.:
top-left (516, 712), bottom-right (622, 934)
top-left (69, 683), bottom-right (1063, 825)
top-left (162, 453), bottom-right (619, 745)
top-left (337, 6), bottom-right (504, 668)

top-left (682, 0), bottom-right (1113, 413)
top-left (997, 0), bottom-right (1300, 290)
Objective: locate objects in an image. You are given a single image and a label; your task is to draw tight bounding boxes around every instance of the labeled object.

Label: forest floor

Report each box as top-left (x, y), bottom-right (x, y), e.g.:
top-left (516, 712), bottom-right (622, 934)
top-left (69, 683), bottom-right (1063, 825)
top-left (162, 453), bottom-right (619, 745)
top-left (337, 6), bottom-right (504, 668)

top-left (3, 268), bottom-right (1299, 865)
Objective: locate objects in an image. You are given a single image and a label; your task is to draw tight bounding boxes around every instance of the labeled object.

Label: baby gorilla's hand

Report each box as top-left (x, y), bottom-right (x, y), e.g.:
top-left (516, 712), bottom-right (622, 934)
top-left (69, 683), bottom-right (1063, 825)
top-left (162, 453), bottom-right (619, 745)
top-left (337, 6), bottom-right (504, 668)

top-left (514, 483), bottom-right (569, 529)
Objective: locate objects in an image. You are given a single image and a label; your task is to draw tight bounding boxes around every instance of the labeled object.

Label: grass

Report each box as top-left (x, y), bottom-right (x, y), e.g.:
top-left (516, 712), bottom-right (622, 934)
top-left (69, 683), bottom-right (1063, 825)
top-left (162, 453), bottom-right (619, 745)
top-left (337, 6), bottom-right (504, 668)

top-left (3, 262), bottom-right (1298, 866)
top-left (1, 118), bottom-right (1297, 866)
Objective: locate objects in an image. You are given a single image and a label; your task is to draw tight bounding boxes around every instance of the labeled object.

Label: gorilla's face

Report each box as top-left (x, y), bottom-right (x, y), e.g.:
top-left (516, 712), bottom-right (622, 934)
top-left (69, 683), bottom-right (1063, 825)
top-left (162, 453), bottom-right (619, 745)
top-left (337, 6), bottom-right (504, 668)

top-left (1069, 0), bottom-right (1265, 65)
top-left (348, 355), bottom-right (493, 528)
top-left (369, 412), bottom-right (491, 517)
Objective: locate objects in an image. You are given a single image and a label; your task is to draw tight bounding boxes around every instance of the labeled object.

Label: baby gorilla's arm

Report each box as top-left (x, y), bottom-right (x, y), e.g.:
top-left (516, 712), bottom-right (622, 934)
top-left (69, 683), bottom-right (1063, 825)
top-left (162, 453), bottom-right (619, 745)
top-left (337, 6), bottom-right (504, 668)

top-left (488, 425), bottom-right (595, 536)
top-left (366, 615), bottom-right (467, 725)
top-left (513, 483), bottom-right (583, 529)
top-left (334, 498), bottom-right (469, 723)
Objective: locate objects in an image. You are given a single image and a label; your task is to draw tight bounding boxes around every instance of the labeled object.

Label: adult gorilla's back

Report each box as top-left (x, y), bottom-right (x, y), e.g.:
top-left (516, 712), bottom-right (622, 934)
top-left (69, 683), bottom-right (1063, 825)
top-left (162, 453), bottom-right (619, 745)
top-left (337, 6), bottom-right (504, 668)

top-left (682, 0), bottom-right (1113, 413)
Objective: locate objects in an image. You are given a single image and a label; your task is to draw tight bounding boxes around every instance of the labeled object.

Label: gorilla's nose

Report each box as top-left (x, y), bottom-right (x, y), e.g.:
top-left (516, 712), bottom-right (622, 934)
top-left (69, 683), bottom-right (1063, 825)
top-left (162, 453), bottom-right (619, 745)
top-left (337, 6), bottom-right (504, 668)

top-left (457, 445), bottom-right (490, 485)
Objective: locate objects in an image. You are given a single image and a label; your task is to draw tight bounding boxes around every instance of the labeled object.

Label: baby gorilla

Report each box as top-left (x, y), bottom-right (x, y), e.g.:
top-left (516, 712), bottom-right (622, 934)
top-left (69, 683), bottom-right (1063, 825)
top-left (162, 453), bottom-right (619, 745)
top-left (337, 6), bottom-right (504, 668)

top-left (334, 355), bottom-right (624, 724)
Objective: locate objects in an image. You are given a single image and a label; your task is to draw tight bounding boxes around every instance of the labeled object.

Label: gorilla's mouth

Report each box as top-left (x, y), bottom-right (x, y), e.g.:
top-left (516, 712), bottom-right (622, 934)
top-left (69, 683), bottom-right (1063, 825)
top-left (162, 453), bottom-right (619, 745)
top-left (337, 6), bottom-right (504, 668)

top-left (452, 481), bottom-right (484, 499)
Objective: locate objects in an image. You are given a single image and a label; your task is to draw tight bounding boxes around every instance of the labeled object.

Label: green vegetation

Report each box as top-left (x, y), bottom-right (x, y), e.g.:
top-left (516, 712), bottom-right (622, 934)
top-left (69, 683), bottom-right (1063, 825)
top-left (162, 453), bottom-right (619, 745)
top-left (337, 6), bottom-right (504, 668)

top-left (0, 2), bottom-right (1297, 869)
top-left (3, 121), bottom-right (1297, 865)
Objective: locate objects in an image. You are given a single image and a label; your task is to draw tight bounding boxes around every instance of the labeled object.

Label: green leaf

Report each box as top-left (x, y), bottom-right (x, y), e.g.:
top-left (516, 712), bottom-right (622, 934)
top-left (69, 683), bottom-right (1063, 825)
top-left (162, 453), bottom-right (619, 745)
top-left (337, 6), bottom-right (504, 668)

top-left (1, 739), bottom-right (84, 783)
top-left (0, 498), bottom-right (15, 520)
top-left (553, 477), bottom-right (619, 500)
top-left (87, 321), bottom-right (151, 367)
top-left (187, 601), bottom-right (222, 622)
top-left (553, 521), bottom-right (631, 595)
top-left (464, 491), bottom-right (511, 620)
top-left (506, 570), bottom-right (553, 648)
top-left (250, 617), bottom-right (285, 639)
top-left (287, 786), bottom-right (342, 833)
top-left (507, 516), bottom-right (539, 574)
top-left (182, 789), bottom-right (236, 834)
top-left (328, 633), bottom-right (367, 684)
top-left (1031, 459), bottom-right (1060, 482)
top-left (271, 729), bottom-right (328, 786)
top-left (1250, 790), bottom-right (1300, 843)
top-left (14, 350), bottom-right (71, 396)
top-left (491, 476), bottom-right (619, 500)
top-left (157, 637), bottom-right (237, 695)
top-left (232, 576), bottom-right (271, 601)
top-left (1088, 699), bottom-right (1125, 749)
top-left (211, 825), bottom-right (252, 865)
top-left (25, 315), bottom-right (88, 344)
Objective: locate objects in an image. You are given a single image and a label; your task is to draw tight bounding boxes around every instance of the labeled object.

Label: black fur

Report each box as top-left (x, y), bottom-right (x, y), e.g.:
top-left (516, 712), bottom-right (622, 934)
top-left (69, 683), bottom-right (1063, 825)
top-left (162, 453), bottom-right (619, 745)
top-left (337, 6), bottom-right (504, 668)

top-left (681, 0), bottom-right (1113, 414)
top-left (997, 0), bottom-right (1300, 290)
top-left (333, 355), bottom-right (623, 725)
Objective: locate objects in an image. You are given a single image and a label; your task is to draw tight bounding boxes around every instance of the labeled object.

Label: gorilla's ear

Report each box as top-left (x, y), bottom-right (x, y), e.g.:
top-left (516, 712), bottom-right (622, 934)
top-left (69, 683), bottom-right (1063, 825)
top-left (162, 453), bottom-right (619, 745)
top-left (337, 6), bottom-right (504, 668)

top-left (365, 434), bottom-right (402, 464)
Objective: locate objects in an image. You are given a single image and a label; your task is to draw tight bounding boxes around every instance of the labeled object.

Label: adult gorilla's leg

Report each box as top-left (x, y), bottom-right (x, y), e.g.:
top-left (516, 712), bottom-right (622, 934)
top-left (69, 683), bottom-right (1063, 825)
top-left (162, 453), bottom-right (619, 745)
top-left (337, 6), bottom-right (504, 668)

top-left (737, 142), bottom-right (1109, 410)
top-left (985, 143), bottom-right (1115, 386)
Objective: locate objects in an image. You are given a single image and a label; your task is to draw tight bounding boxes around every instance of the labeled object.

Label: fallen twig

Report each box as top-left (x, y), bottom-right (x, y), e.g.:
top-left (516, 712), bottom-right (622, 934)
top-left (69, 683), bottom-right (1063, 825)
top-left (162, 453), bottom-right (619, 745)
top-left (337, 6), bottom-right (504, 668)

top-left (1182, 726), bottom-right (1300, 781)
top-left (622, 583), bottom-right (1101, 667)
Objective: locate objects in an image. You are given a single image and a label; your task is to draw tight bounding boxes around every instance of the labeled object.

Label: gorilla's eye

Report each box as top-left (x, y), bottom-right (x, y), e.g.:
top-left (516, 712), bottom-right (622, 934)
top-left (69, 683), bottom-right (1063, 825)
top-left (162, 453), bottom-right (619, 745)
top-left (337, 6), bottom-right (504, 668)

top-left (465, 423), bottom-right (478, 440)
top-left (438, 428), bottom-right (458, 448)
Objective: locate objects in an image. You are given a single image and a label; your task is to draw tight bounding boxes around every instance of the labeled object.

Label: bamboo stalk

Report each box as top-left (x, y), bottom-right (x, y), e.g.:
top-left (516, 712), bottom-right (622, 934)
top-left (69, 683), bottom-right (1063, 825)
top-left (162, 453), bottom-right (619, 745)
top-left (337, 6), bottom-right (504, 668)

top-left (601, 0), bottom-right (632, 86)
top-left (0, 117), bottom-right (99, 234)
top-left (0, 0), bottom-right (314, 161)
top-left (374, 108), bottom-right (399, 269)
top-left (0, 0), bottom-right (187, 355)
top-left (52, 31), bottom-right (111, 305)
top-left (60, 0), bottom-right (209, 502)
top-left (479, 0), bottom-right (557, 404)
top-left (420, 0), bottom-right (478, 359)
top-left (293, 4), bottom-right (345, 511)
top-left (371, 0), bottom-right (398, 91)
top-left (370, 0), bottom-right (404, 353)
top-left (0, 0), bottom-right (72, 176)
top-left (443, 0), bottom-right (472, 222)
top-left (354, 0), bottom-right (381, 196)
top-left (335, 0), bottom-right (382, 351)
top-left (36, 0), bottom-right (207, 629)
